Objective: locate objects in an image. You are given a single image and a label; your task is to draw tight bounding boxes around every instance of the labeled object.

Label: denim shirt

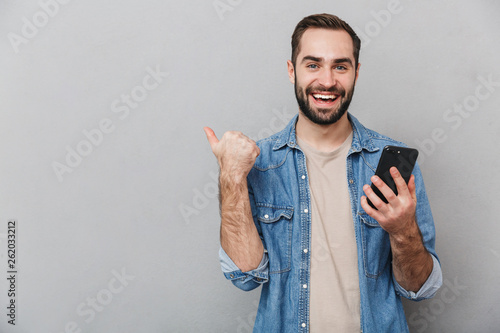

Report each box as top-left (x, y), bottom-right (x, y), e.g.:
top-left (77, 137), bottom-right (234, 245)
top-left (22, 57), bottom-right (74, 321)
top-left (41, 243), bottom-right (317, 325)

top-left (219, 113), bottom-right (442, 333)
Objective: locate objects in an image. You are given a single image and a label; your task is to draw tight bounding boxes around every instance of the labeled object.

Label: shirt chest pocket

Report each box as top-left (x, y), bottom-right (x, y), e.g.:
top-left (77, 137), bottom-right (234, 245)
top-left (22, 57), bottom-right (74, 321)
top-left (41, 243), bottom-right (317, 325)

top-left (256, 204), bottom-right (294, 274)
top-left (359, 213), bottom-right (392, 278)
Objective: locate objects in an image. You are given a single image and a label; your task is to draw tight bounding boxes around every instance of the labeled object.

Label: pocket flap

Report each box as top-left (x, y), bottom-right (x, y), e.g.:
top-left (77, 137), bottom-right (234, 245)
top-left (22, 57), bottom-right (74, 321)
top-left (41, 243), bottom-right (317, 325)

top-left (358, 212), bottom-right (381, 227)
top-left (256, 204), bottom-right (294, 223)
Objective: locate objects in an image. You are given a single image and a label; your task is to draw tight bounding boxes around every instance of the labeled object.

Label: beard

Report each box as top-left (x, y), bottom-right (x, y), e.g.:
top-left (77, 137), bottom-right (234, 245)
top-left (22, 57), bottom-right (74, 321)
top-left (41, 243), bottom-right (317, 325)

top-left (294, 76), bottom-right (355, 125)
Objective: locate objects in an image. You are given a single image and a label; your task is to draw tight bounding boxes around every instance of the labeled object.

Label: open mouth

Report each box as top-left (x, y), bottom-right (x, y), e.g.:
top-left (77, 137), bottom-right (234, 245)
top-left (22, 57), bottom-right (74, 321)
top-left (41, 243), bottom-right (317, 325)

top-left (311, 93), bottom-right (340, 105)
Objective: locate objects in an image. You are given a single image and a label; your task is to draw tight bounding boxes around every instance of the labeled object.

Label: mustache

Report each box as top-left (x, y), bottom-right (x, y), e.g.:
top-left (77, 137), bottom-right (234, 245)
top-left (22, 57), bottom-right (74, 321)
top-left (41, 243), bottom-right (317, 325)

top-left (305, 85), bottom-right (346, 97)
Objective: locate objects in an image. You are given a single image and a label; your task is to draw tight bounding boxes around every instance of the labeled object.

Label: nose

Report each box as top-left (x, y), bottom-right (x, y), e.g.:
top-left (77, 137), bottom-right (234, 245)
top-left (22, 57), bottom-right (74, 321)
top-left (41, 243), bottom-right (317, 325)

top-left (318, 68), bottom-right (336, 88)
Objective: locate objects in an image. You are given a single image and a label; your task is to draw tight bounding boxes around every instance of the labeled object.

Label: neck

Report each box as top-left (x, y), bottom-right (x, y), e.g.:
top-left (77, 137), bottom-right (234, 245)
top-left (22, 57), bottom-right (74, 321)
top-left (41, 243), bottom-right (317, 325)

top-left (296, 111), bottom-right (352, 152)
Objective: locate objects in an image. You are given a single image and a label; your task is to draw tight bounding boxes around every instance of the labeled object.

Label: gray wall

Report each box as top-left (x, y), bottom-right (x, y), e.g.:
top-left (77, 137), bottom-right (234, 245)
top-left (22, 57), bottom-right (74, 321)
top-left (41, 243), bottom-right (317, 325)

top-left (1, 0), bottom-right (499, 332)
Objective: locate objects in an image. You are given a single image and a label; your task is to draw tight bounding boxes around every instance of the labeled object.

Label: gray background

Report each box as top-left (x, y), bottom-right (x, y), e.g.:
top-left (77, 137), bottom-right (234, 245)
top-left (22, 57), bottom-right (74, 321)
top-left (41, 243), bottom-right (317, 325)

top-left (1, 0), bottom-right (499, 332)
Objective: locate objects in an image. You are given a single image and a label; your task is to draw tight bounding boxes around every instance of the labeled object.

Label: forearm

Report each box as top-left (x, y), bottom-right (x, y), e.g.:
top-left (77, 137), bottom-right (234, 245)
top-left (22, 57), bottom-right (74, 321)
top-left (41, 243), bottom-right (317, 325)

top-left (390, 219), bottom-right (433, 292)
top-left (219, 171), bottom-right (264, 272)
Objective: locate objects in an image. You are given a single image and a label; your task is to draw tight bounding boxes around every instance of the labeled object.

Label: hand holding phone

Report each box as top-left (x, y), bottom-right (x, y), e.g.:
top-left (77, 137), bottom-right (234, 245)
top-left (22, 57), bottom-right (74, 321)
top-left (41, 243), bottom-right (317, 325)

top-left (367, 146), bottom-right (419, 210)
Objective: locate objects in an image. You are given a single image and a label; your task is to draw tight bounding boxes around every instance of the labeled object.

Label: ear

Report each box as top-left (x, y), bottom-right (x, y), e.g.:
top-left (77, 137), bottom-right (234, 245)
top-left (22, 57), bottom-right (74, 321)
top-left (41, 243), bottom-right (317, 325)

top-left (287, 60), bottom-right (295, 84)
top-left (354, 63), bottom-right (361, 84)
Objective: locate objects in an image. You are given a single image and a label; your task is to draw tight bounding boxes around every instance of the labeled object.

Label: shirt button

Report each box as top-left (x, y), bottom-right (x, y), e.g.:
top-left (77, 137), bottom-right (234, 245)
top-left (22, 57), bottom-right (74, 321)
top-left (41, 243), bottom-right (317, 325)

top-left (303, 284), bottom-right (307, 289)
top-left (230, 274), bottom-right (234, 278)
top-left (304, 209), bottom-right (308, 213)
top-left (301, 175), bottom-right (306, 179)
top-left (301, 323), bottom-right (306, 328)
top-left (256, 278), bottom-right (261, 282)
top-left (303, 249), bottom-right (308, 253)
top-left (264, 214), bottom-right (269, 219)
top-left (349, 179), bottom-right (354, 184)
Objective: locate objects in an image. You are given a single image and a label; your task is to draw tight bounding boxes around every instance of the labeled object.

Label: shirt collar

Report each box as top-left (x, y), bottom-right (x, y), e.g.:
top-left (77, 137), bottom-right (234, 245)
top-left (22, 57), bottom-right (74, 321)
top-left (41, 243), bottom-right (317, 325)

top-left (273, 113), bottom-right (379, 153)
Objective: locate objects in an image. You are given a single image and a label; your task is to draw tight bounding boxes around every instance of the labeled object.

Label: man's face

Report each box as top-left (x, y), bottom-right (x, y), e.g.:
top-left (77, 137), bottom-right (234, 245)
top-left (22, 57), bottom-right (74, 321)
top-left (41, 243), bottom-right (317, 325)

top-left (288, 28), bottom-right (360, 125)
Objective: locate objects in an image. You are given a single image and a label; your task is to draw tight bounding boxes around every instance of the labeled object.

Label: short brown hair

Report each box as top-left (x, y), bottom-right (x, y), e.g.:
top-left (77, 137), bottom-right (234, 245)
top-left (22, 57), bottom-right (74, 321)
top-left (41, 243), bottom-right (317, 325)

top-left (291, 13), bottom-right (361, 68)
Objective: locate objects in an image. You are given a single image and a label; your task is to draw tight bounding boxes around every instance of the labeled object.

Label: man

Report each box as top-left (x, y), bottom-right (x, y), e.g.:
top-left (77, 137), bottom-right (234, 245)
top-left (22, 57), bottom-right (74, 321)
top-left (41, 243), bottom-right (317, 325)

top-left (204, 13), bottom-right (442, 332)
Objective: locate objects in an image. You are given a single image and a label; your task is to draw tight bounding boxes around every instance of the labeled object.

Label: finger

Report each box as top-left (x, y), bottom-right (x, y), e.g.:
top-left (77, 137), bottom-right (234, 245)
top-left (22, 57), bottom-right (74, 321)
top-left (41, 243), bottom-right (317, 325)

top-left (408, 174), bottom-right (417, 202)
top-left (203, 127), bottom-right (219, 151)
top-left (362, 184), bottom-right (386, 211)
top-left (360, 194), bottom-right (384, 221)
top-left (390, 167), bottom-right (410, 197)
top-left (370, 175), bottom-right (397, 204)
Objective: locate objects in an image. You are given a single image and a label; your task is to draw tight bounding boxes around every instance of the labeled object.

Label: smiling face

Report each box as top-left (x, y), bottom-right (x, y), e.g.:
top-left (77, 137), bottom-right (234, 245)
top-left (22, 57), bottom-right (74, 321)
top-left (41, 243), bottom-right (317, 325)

top-left (288, 28), bottom-right (360, 125)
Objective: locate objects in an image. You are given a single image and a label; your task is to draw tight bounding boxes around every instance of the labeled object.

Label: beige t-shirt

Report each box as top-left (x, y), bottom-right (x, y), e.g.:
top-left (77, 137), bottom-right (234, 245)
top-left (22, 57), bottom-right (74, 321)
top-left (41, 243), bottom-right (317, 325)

top-left (297, 132), bottom-right (361, 332)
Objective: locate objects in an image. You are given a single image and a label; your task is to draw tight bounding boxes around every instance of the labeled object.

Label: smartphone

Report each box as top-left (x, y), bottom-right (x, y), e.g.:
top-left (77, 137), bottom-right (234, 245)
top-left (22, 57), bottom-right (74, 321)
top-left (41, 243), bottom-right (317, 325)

top-left (367, 146), bottom-right (419, 210)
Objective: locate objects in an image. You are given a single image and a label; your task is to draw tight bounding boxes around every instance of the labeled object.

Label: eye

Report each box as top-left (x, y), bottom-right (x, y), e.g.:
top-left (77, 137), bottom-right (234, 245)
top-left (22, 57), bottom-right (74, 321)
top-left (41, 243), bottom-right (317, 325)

top-left (335, 65), bottom-right (347, 71)
top-left (307, 64), bottom-right (319, 69)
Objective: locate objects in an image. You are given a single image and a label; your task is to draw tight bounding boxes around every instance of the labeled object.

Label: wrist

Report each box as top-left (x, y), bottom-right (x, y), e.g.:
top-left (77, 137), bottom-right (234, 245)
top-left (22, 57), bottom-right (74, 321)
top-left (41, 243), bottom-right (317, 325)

top-left (389, 219), bottom-right (422, 246)
top-left (219, 169), bottom-right (247, 185)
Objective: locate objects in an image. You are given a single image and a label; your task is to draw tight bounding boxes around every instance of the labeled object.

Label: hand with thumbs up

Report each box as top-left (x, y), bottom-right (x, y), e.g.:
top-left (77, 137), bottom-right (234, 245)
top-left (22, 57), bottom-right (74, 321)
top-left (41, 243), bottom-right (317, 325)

top-left (203, 126), bottom-right (264, 272)
top-left (203, 127), bottom-right (260, 183)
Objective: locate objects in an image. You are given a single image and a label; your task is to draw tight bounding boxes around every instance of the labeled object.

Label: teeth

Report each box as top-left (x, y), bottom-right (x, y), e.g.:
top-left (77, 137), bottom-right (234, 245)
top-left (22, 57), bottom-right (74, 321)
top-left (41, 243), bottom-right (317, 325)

top-left (313, 94), bottom-right (336, 100)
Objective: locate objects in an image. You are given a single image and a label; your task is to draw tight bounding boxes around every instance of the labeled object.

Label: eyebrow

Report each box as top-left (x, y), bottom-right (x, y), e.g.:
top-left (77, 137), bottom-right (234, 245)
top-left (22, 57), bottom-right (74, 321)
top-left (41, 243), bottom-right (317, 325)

top-left (301, 56), bottom-right (353, 66)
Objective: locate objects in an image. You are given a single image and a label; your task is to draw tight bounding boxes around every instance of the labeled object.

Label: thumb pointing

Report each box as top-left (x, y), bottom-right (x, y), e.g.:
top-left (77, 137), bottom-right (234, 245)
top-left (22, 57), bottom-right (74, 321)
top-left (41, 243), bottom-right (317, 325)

top-left (203, 127), bottom-right (219, 151)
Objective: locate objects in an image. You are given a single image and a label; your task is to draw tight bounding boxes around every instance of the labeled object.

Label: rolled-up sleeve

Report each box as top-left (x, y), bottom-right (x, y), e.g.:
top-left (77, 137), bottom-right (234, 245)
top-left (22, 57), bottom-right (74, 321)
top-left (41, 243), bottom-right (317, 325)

top-left (394, 254), bottom-right (443, 301)
top-left (219, 247), bottom-right (269, 291)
